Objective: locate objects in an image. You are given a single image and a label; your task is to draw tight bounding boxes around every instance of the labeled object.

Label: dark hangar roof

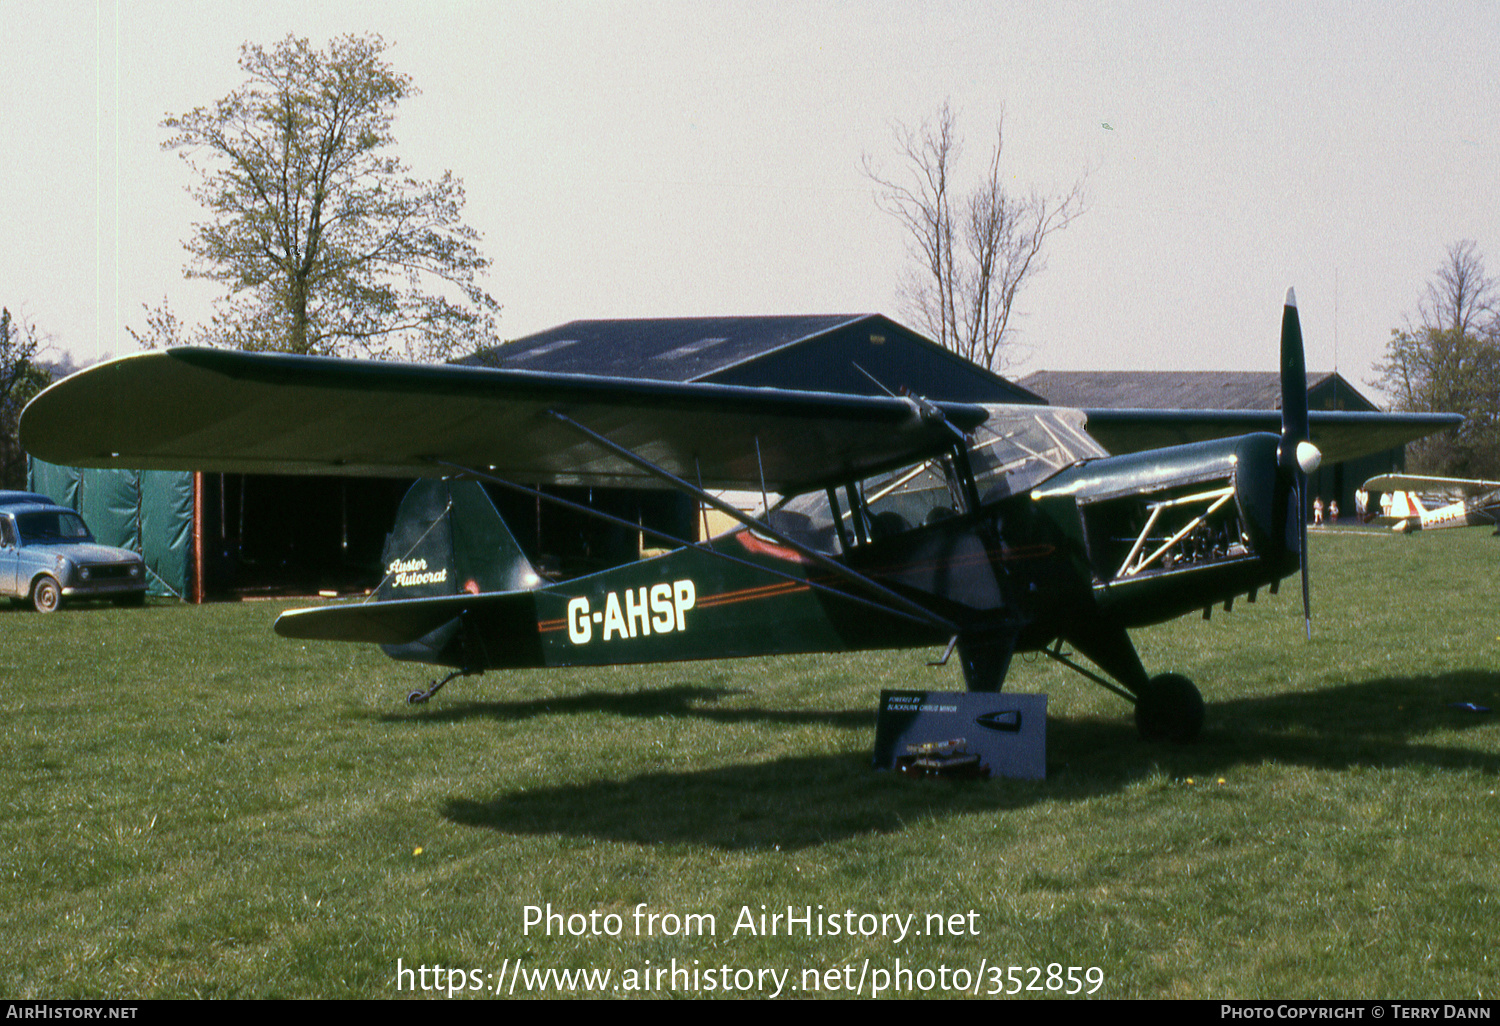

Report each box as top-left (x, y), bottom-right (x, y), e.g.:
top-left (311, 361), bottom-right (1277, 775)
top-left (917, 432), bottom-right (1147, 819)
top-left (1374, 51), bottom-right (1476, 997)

top-left (462, 315), bottom-right (857, 381)
top-left (460, 314), bottom-right (1044, 404)
top-left (1017, 370), bottom-right (1376, 412)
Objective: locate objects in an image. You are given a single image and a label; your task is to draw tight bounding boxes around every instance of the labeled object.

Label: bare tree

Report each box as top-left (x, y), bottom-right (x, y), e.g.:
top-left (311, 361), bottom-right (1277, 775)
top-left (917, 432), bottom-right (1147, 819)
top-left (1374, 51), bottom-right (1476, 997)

top-left (1417, 240), bottom-right (1497, 338)
top-left (863, 102), bottom-right (1085, 371)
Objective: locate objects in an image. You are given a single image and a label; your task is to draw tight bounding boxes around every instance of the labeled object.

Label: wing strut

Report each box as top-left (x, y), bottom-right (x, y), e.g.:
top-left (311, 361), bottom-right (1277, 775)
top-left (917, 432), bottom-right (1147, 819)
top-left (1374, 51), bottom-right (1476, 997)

top-left (536, 410), bottom-right (960, 635)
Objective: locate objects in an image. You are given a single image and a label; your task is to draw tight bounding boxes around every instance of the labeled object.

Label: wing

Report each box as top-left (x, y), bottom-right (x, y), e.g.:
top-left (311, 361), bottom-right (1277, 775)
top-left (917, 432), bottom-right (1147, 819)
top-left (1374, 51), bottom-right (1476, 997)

top-left (1083, 408), bottom-right (1463, 463)
top-left (20, 348), bottom-right (990, 496)
top-left (1362, 473), bottom-right (1500, 497)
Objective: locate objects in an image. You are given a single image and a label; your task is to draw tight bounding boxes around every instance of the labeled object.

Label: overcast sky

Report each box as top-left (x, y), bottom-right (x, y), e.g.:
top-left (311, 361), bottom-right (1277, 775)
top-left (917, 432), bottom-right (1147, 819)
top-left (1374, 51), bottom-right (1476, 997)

top-left (4, 1), bottom-right (1498, 400)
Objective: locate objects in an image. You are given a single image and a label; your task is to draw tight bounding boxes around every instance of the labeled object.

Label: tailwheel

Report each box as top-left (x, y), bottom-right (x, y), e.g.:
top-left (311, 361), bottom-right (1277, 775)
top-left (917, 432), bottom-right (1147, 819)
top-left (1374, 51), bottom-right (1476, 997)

top-left (1134, 673), bottom-right (1204, 743)
top-left (407, 667), bottom-right (473, 704)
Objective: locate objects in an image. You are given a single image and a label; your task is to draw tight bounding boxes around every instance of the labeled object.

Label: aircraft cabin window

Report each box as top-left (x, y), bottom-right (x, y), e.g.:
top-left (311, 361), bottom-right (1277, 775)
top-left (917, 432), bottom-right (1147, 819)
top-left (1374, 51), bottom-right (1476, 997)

top-left (763, 407), bottom-right (1106, 552)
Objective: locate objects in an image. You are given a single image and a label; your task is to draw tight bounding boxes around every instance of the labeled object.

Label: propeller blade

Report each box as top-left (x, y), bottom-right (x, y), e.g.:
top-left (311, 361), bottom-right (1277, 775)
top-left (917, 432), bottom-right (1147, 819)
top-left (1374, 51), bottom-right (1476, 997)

top-left (1280, 288), bottom-right (1313, 637)
top-left (1280, 287), bottom-right (1309, 467)
top-left (1298, 480), bottom-right (1311, 638)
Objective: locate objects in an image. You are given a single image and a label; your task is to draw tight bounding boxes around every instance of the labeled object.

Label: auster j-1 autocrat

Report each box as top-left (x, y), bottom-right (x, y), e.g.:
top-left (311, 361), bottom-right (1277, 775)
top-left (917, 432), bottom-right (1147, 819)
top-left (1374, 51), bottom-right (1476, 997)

top-left (19, 291), bottom-right (1459, 742)
top-left (1358, 473), bottom-right (1500, 533)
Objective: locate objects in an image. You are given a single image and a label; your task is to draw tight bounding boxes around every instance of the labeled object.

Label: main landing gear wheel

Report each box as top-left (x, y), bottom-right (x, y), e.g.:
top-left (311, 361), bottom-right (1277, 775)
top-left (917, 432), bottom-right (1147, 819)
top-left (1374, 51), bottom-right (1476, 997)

top-left (1134, 673), bottom-right (1204, 743)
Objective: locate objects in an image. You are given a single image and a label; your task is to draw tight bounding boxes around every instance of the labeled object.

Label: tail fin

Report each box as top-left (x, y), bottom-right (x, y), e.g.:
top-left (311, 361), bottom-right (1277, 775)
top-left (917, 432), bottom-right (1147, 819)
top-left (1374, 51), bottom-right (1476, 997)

top-left (376, 479), bottom-right (541, 602)
top-left (273, 480), bottom-right (544, 671)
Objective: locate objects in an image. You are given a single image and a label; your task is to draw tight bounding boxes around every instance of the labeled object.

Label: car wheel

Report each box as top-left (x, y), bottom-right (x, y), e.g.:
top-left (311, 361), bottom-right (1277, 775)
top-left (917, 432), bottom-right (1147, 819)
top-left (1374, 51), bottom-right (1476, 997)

top-left (31, 576), bottom-right (61, 614)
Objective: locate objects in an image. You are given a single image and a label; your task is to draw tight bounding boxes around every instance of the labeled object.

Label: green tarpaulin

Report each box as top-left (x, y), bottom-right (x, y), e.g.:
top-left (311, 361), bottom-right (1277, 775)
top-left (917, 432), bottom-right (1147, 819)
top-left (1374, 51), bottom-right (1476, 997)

top-left (28, 459), bottom-right (193, 598)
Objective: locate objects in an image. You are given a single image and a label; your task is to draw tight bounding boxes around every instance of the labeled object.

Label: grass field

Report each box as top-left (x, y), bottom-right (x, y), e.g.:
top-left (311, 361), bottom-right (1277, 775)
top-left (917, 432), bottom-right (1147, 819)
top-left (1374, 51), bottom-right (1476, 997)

top-left (2, 526), bottom-right (1497, 999)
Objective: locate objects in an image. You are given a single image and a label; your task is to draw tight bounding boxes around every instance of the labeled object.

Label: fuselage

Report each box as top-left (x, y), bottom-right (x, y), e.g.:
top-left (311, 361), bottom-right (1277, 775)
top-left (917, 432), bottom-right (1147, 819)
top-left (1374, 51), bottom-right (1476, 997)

top-left (504, 431), bottom-right (1299, 671)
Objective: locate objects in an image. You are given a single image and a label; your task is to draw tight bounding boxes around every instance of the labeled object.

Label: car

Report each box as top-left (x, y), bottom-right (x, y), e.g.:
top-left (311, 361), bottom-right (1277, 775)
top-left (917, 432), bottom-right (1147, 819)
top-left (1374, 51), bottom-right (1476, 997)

top-left (0, 492), bottom-right (147, 612)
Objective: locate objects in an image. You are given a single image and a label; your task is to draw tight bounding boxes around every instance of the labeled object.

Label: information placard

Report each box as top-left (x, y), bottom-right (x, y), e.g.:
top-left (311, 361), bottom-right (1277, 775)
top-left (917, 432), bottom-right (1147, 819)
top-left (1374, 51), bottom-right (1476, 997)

top-left (873, 690), bottom-right (1046, 780)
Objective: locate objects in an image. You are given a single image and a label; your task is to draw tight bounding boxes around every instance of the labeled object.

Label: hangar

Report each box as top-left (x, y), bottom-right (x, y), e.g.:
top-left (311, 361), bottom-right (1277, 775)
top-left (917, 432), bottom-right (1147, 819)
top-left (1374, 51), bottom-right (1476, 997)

top-left (25, 461), bottom-right (410, 601)
top-left (459, 314), bottom-right (1041, 403)
top-left (1017, 369), bottom-right (1404, 519)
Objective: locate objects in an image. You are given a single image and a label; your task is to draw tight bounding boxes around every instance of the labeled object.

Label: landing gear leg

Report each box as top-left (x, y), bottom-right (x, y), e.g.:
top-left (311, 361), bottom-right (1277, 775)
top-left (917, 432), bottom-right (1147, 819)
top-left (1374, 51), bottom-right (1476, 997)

top-left (957, 633), bottom-right (1016, 692)
top-left (1063, 624), bottom-right (1204, 743)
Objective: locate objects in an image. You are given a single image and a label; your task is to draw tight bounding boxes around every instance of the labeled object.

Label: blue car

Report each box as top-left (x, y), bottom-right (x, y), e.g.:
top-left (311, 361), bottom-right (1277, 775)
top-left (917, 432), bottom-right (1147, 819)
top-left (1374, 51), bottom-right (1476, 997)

top-left (0, 491), bottom-right (147, 612)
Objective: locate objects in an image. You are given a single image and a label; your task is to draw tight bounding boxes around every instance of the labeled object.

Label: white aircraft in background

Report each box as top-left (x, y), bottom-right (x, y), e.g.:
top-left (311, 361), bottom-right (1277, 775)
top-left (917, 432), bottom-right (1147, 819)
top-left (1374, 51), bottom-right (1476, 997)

top-left (1360, 474), bottom-right (1500, 533)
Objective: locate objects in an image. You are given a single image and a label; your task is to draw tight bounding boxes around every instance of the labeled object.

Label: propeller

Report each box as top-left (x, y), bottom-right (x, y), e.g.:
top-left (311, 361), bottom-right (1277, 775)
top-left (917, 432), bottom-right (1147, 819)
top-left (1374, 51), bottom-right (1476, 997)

top-left (1278, 287), bottom-right (1321, 638)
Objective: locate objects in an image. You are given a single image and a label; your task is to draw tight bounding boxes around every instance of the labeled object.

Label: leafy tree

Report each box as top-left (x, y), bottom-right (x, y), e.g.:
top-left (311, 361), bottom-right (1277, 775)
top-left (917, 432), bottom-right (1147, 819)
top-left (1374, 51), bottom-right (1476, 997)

top-left (153, 34), bottom-right (498, 361)
top-left (862, 102), bottom-right (1085, 371)
top-left (1372, 242), bottom-right (1500, 477)
top-left (0, 309), bottom-right (52, 489)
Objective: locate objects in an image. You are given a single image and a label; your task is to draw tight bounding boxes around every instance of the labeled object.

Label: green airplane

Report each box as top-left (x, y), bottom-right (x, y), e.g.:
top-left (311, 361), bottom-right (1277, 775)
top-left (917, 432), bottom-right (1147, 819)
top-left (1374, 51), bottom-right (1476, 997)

top-left (20, 291), bottom-right (1458, 742)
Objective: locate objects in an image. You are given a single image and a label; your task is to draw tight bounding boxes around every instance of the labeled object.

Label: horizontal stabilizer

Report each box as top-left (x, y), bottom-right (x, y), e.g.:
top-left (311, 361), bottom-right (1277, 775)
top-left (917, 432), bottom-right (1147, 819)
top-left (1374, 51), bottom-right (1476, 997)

top-left (274, 590), bottom-right (534, 646)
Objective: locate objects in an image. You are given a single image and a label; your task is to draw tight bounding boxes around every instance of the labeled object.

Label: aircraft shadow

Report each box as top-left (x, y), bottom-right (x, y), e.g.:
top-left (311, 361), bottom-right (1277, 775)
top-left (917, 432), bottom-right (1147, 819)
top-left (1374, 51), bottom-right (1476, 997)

top-left (1050, 669), bottom-right (1500, 780)
top-left (443, 751), bottom-right (1047, 852)
top-left (380, 682), bottom-right (875, 731)
top-left (434, 669), bottom-right (1500, 851)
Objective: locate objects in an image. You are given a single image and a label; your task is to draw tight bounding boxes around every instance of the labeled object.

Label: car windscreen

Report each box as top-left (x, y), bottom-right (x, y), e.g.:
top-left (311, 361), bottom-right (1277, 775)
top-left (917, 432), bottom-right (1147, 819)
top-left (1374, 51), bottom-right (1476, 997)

top-left (15, 511), bottom-right (93, 545)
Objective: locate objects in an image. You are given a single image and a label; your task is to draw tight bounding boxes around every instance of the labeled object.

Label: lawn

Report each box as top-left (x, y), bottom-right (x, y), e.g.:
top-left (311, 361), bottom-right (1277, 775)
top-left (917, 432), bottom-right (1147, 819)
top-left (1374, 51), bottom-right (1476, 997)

top-left (2, 526), bottom-right (1496, 998)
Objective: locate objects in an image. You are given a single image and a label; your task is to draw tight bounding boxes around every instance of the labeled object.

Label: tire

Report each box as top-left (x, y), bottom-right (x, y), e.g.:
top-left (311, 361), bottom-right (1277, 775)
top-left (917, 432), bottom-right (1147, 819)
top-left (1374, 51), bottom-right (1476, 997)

top-left (1135, 672), bottom-right (1204, 743)
top-left (31, 576), bottom-right (61, 614)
